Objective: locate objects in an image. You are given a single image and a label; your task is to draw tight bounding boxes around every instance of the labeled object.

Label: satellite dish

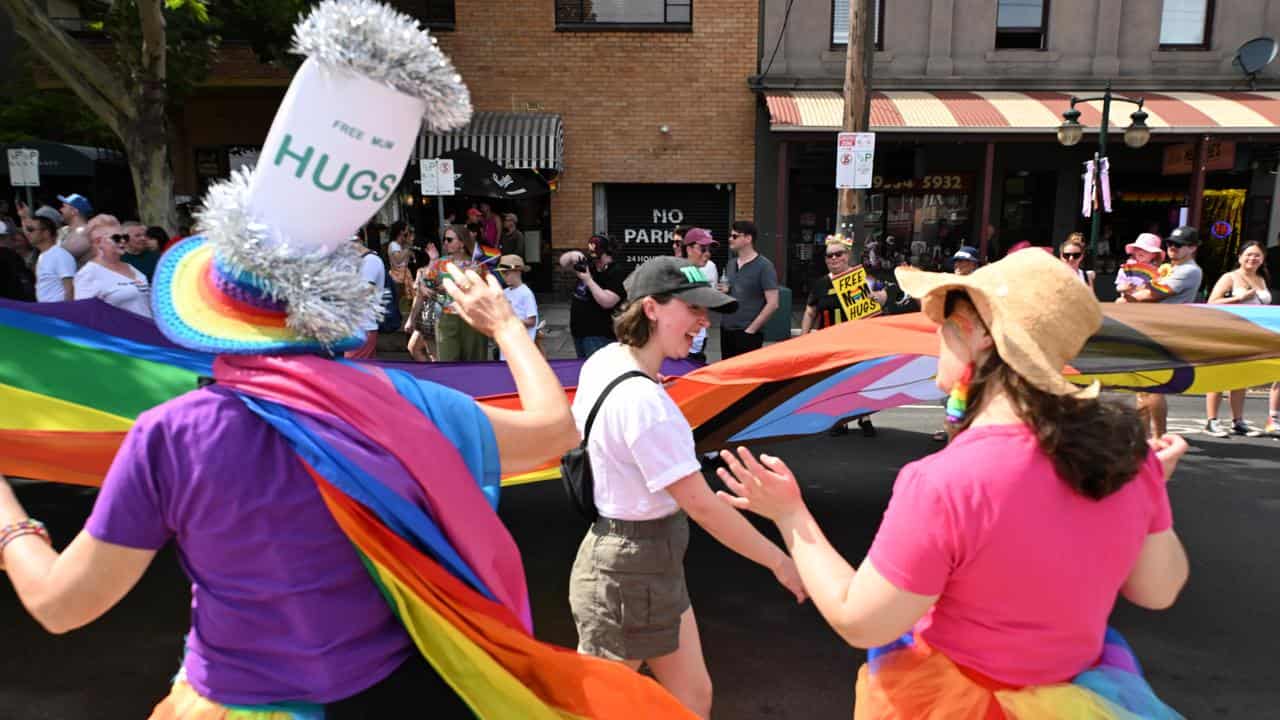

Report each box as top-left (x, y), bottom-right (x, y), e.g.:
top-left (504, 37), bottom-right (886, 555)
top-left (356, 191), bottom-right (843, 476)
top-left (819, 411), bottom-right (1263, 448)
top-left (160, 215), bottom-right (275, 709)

top-left (1233, 37), bottom-right (1278, 89)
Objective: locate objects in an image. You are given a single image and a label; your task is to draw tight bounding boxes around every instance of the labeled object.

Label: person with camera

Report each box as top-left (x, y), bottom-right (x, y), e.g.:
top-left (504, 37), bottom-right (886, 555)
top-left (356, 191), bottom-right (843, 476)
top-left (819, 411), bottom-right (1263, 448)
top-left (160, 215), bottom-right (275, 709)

top-left (561, 233), bottom-right (627, 359)
top-left (567, 256), bottom-right (806, 719)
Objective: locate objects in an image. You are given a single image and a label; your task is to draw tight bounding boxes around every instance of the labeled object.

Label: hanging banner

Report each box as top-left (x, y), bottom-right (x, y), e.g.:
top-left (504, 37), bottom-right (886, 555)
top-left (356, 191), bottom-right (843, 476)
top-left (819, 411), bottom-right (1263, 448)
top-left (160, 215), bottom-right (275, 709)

top-left (831, 265), bottom-right (882, 321)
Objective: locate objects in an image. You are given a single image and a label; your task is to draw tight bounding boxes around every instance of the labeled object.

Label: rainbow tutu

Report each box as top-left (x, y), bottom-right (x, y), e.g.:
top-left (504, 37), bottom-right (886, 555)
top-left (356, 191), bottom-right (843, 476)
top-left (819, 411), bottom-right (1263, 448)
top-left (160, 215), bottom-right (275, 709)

top-left (854, 628), bottom-right (1183, 719)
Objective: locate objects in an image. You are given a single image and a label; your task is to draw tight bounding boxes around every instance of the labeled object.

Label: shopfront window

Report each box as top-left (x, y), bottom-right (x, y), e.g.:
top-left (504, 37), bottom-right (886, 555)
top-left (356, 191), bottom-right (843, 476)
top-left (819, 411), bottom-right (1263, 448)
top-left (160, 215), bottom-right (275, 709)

top-left (994, 0), bottom-right (1048, 50)
top-left (830, 0), bottom-right (884, 50)
top-left (556, 0), bottom-right (692, 30)
top-left (1159, 0), bottom-right (1213, 49)
top-left (866, 175), bottom-right (972, 273)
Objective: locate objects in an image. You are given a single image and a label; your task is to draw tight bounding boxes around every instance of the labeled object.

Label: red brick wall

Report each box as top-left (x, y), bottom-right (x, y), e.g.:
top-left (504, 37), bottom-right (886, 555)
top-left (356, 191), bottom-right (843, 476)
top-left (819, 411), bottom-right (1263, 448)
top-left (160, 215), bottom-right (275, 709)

top-left (433, 0), bottom-right (758, 251)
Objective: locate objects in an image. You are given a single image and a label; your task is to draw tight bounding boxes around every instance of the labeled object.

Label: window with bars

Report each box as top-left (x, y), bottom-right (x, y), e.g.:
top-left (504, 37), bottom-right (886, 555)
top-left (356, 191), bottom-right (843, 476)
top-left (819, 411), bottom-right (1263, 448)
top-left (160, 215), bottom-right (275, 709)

top-left (387, 0), bottom-right (456, 29)
top-left (1159, 0), bottom-right (1213, 49)
top-left (994, 0), bottom-right (1048, 50)
top-left (830, 0), bottom-right (884, 50)
top-left (556, 0), bottom-right (692, 30)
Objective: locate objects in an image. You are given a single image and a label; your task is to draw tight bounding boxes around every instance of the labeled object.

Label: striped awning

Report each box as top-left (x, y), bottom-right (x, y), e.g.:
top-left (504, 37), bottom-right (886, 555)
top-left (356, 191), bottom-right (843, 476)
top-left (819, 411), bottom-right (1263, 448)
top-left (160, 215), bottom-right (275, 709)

top-left (420, 112), bottom-right (564, 171)
top-left (764, 90), bottom-right (1280, 134)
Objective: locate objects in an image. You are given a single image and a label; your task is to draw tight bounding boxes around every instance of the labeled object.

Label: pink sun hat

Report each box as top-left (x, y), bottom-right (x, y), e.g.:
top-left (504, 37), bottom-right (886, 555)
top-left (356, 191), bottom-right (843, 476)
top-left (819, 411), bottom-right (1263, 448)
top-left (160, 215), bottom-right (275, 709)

top-left (1124, 233), bottom-right (1164, 259)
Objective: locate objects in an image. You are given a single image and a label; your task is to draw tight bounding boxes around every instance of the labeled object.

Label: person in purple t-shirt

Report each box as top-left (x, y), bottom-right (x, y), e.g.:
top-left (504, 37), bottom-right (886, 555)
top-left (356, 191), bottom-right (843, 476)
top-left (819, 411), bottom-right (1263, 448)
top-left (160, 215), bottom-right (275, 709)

top-left (0, 262), bottom-right (574, 713)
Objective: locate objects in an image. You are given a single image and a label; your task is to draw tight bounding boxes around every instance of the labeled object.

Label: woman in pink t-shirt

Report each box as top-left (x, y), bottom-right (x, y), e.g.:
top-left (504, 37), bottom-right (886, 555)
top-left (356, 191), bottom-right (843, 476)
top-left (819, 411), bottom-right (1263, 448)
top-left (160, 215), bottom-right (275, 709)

top-left (717, 249), bottom-right (1190, 718)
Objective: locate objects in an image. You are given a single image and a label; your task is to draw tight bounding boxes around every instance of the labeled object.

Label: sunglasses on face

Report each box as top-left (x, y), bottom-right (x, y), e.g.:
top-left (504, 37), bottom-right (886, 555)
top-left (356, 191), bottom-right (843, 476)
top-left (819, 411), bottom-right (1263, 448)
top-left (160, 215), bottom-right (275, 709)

top-left (826, 251), bottom-right (847, 258)
top-left (1061, 252), bottom-right (1082, 259)
top-left (107, 233), bottom-right (128, 244)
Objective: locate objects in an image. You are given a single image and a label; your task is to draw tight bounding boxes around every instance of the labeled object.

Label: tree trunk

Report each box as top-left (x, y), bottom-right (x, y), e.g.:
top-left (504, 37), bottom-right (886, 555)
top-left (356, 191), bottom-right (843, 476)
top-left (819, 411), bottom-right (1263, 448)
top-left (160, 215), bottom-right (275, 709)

top-left (125, 118), bottom-right (178, 233)
top-left (0, 0), bottom-right (179, 230)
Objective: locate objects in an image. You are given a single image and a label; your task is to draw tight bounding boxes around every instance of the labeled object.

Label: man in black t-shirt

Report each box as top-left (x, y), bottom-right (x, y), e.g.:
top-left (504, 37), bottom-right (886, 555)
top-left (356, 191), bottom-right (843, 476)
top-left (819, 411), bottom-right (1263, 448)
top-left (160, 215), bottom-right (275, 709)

top-left (565, 233), bottom-right (627, 359)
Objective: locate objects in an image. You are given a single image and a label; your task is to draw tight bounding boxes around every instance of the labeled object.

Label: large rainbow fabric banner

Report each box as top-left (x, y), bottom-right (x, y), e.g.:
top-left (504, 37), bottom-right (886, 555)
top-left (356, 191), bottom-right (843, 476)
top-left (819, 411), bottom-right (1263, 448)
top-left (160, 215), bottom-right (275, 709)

top-left (208, 354), bottom-right (692, 719)
top-left (2, 299), bottom-right (1279, 487)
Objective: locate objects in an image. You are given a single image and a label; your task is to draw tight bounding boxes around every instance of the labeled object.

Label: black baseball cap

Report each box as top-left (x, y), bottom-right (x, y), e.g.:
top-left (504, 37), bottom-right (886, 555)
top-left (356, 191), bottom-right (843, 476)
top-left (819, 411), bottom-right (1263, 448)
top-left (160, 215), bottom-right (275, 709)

top-left (624, 257), bottom-right (738, 313)
top-left (1166, 226), bottom-right (1200, 246)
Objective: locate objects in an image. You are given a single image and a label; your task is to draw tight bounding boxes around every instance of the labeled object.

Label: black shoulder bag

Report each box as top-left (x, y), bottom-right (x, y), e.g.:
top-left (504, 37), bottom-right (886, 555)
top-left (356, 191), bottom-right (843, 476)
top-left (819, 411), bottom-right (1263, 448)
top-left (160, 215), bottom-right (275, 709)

top-left (560, 370), bottom-right (654, 523)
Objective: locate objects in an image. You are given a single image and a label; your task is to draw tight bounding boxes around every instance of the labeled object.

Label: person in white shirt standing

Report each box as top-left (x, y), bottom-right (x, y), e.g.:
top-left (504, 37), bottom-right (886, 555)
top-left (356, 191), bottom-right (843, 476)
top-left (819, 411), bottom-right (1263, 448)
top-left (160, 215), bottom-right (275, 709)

top-left (679, 228), bottom-right (719, 363)
top-left (496, 254), bottom-right (537, 360)
top-left (73, 215), bottom-right (151, 317)
top-left (346, 235), bottom-right (386, 359)
top-left (568, 256), bottom-right (806, 719)
top-left (25, 215), bottom-right (76, 302)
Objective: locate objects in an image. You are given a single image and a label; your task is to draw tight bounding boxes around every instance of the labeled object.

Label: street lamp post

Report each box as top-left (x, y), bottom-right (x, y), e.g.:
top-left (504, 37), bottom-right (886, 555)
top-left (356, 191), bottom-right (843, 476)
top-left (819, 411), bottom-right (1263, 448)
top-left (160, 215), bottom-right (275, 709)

top-left (1057, 82), bottom-right (1150, 256)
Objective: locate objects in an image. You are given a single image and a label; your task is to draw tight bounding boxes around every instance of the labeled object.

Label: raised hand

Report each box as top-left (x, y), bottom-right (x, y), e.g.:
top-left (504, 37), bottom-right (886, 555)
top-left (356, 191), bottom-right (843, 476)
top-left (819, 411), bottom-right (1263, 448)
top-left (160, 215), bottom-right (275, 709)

top-left (715, 446), bottom-right (806, 522)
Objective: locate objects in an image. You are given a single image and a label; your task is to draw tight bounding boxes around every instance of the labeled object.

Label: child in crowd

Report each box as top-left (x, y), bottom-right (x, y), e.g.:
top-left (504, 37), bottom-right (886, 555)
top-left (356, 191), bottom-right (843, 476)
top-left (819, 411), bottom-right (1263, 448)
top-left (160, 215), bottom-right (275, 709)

top-left (497, 254), bottom-right (538, 360)
top-left (1115, 233), bottom-right (1170, 296)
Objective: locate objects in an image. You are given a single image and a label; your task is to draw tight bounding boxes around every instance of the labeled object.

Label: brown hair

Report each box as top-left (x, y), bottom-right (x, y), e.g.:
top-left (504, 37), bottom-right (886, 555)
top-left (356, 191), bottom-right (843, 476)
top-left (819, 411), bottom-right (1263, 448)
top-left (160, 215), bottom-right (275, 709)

top-left (614, 294), bottom-right (673, 347)
top-left (946, 292), bottom-right (1147, 500)
top-left (446, 223), bottom-right (473, 256)
top-left (1237, 240), bottom-right (1270, 284)
top-left (1060, 232), bottom-right (1086, 254)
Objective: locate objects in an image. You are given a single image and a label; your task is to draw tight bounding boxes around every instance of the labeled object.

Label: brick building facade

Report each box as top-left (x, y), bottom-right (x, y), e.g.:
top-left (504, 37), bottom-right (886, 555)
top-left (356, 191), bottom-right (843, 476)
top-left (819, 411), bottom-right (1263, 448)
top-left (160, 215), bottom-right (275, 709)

top-left (415, 0), bottom-right (759, 290)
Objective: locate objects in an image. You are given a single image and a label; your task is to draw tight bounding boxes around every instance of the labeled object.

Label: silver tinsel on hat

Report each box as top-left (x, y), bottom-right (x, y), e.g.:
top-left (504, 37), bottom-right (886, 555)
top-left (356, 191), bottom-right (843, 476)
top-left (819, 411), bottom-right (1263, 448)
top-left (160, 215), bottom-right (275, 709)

top-left (198, 170), bottom-right (379, 346)
top-left (187, 0), bottom-right (476, 348)
top-left (292, 0), bottom-right (473, 132)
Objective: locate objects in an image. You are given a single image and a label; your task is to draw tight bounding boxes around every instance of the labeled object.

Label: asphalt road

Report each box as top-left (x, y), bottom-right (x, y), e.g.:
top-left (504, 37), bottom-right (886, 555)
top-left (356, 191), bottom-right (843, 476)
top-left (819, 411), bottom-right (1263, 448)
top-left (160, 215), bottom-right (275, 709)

top-left (3, 394), bottom-right (1277, 719)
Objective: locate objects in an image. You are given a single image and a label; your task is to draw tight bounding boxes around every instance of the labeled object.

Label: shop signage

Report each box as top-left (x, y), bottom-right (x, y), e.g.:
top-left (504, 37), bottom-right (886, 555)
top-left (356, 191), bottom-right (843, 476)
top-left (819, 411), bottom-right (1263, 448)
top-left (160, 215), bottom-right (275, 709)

top-left (6, 148), bottom-right (39, 187)
top-left (831, 265), bottom-right (881, 321)
top-left (606, 184), bottom-right (733, 268)
top-left (1161, 141), bottom-right (1235, 175)
top-left (872, 174), bottom-right (972, 193)
top-left (836, 132), bottom-right (875, 189)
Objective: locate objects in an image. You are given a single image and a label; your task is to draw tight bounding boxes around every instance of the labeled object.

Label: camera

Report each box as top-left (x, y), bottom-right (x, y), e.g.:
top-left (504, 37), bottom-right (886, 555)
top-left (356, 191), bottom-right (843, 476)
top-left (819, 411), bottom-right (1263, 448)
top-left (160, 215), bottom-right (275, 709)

top-left (573, 260), bottom-right (589, 274)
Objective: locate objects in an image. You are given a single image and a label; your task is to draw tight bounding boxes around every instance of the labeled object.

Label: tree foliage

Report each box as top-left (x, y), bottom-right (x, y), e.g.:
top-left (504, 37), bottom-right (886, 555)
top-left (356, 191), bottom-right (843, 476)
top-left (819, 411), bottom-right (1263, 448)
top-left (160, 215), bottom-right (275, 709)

top-left (0, 0), bottom-right (309, 225)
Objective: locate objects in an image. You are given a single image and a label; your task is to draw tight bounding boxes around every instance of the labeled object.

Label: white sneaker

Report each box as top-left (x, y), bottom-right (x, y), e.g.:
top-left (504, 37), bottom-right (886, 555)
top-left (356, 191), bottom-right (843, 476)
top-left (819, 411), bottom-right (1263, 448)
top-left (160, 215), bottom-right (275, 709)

top-left (1203, 418), bottom-right (1230, 437)
top-left (1231, 419), bottom-right (1264, 437)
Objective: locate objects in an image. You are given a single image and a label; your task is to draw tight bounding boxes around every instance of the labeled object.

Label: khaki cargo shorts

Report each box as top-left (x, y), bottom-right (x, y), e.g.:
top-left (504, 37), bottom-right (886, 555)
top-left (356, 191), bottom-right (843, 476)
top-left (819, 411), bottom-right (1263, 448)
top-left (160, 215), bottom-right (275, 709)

top-left (568, 512), bottom-right (691, 661)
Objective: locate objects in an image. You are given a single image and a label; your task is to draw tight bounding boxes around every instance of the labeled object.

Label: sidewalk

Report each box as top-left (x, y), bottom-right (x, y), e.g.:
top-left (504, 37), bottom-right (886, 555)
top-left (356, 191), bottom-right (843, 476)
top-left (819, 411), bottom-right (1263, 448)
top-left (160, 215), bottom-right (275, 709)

top-left (377, 292), bottom-right (804, 362)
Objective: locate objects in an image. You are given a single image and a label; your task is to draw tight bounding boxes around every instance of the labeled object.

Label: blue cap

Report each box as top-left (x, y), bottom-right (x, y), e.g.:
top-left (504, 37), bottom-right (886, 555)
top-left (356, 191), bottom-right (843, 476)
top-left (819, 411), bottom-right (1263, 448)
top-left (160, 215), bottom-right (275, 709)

top-left (57, 193), bottom-right (93, 216)
top-left (952, 246), bottom-right (980, 262)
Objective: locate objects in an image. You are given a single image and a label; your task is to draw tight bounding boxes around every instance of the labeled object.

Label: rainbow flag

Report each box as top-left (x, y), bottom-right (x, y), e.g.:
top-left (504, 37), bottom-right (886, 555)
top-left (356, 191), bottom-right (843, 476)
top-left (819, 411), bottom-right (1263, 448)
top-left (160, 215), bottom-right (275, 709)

top-left (1116, 261), bottom-right (1172, 294)
top-left (4, 300), bottom-right (1280, 489)
top-left (205, 354), bottom-right (693, 717)
top-left (474, 243), bottom-right (502, 264)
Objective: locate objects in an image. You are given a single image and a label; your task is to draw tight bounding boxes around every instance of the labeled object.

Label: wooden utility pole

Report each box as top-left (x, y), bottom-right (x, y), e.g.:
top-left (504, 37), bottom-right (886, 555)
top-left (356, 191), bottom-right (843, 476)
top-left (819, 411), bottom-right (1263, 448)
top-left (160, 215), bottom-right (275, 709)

top-left (837, 0), bottom-right (875, 262)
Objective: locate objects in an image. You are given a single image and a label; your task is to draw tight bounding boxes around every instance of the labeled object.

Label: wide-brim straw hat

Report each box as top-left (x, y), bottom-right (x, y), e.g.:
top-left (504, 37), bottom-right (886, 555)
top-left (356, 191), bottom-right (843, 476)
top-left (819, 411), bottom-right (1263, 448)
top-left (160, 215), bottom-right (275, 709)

top-left (895, 248), bottom-right (1102, 398)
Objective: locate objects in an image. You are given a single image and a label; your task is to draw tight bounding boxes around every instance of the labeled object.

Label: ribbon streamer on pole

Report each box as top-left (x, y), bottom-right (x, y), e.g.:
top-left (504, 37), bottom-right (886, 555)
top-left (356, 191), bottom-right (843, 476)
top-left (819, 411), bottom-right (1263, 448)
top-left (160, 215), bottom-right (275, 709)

top-left (1082, 159), bottom-right (1096, 218)
top-left (1100, 157), bottom-right (1113, 213)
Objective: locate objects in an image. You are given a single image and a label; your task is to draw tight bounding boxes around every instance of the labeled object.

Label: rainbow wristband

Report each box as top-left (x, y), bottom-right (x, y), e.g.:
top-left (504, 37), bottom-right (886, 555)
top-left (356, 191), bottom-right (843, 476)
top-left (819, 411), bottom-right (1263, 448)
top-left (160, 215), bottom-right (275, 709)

top-left (0, 518), bottom-right (50, 551)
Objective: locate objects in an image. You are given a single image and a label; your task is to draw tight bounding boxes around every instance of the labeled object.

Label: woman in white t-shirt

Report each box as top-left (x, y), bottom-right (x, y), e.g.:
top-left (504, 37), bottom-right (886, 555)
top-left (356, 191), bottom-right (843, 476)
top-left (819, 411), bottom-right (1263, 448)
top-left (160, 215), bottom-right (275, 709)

top-left (568, 256), bottom-right (806, 719)
top-left (73, 215), bottom-right (152, 318)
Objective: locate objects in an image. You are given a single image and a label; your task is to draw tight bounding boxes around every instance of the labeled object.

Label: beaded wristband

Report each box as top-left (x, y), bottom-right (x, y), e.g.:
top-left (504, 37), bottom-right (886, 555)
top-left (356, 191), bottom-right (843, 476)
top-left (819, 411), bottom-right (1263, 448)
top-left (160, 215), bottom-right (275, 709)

top-left (0, 518), bottom-right (50, 550)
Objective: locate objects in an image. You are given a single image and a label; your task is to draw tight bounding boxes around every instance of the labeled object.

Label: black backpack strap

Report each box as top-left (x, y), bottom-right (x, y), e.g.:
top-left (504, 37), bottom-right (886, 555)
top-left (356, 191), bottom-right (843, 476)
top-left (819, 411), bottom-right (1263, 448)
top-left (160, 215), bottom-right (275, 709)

top-left (582, 370), bottom-right (654, 447)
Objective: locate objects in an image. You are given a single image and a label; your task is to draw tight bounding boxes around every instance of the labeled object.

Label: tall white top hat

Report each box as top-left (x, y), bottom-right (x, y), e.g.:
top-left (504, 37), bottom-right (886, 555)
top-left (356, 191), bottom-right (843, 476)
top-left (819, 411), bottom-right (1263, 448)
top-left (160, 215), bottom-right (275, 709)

top-left (152, 0), bottom-right (472, 354)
